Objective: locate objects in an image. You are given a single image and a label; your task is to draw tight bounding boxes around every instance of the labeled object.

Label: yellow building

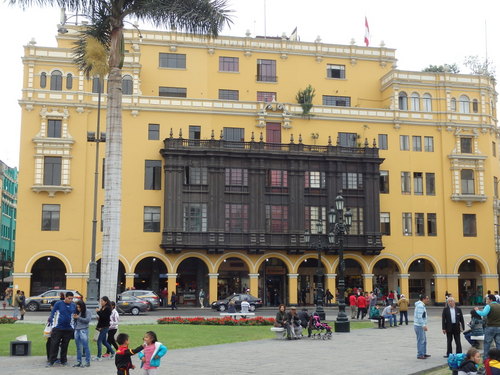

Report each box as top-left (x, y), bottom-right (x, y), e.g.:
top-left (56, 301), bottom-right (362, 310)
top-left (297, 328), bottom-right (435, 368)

top-left (13, 25), bottom-right (499, 309)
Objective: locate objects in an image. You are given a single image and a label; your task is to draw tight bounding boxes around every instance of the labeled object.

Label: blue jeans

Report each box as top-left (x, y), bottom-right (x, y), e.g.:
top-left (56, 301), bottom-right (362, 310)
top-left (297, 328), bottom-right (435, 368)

top-left (75, 328), bottom-right (91, 364)
top-left (97, 327), bottom-right (114, 357)
top-left (484, 326), bottom-right (500, 358)
top-left (414, 325), bottom-right (427, 357)
top-left (384, 314), bottom-right (397, 326)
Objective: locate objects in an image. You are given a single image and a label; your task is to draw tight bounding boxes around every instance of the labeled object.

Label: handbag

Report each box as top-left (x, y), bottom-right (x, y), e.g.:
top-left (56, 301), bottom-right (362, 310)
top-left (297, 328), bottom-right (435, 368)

top-left (43, 322), bottom-right (52, 338)
top-left (93, 329), bottom-right (100, 342)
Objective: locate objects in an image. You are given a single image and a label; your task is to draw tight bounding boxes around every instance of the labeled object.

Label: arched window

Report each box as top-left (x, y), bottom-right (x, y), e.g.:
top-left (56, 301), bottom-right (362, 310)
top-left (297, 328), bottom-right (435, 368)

top-left (423, 94), bottom-right (432, 112)
top-left (459, 95), bottom-right (470, 113)
top-left (40, 72), bottom-right (47, 88)
top-left (472, 99), bottom-right (479, 113)
top-left (122, 75), bottom-right (133, 95)
top-left (398, 92), bottom-right (408, 110)
top-left (50, 70), bottom-right (62, 91)
top-left (461, 169), bottom-right (475, 195)
top-left (411, 92), bottom-right (420, 111)
top-left (66, 73), bottom-right (73, 90)
top-left (92, 77), bottom-right (104, 93)
top-left (450, 98), bottom-right (457, 112)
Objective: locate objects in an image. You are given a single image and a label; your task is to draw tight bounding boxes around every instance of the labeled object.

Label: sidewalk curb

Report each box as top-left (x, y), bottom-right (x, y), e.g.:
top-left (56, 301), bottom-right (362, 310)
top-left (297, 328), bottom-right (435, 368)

top-left (409, 364), bottom-right (447, 375)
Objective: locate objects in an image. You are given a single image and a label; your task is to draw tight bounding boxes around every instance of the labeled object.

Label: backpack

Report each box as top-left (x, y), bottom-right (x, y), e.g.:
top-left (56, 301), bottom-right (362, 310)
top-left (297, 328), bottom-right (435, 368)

top-left (369, 306), bottom-right (380, 319)
top-left (448, 353), bottom-right (466, 370)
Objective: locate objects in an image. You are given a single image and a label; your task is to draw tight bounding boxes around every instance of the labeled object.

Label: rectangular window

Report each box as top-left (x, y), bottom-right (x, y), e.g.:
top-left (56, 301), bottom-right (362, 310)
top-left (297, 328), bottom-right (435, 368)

top-left (100, 205), bottom-right (104, 232)
top-left (427, 213), bottom-right (437, 236)
top-left (350, 207), bottom-right (364, 235)
top-left (494, 177), bottom-right (499, 198)
top-left (183, 203), bottom-right (207, 232)
top-left (342, 173), bottom-right (363, 190)
top-left (265, 205), bottom-right (288, 233)
top-left (379, 171), bottom-right (389, 194)
top-left (159, 53), bottom-right (186, 69)
top-left (426, 173), bottom-right (435, 195)
top-left (380, 212), bottom-right (391, 235)
top-left (41, 204), bottom-right (60, 231)
top-left (223, 127), bottom-right (244, 142)
top-left (159, 86), bottom-right (187, 98)
top-left (400, 135), bottom-right (410, 151)
top-left (414, 172), bottom-right (423, 195)
top-left (148, 124), bottom-right (160, 140)
top-left (412, 136), bottom-right (422, 151)
top-left (461, 170), bottom-right (475, 194)
top-left (424, 136), bottom-right (434, 152)
top-left (225, 204), bottom-right (249, 232)
top-left (338, 132), bottom-right (357, 147)
top-left (378, 134), bottom-right (388, 150)
top-left (415, 213), bottom-right (425, 236)
top-left (323, 95), bottom-right (351, 107)
top-left (257, 59), bottom-right (277, 82)
top-left (102, 158), bottom-right (106, 189)
top-left (402, 213), bottom-right (412, 235)
top-left (267, 170), bottom-right (288, 192)
top-left (493, 142), bottom-right (497, 157)
top-left (305, 171), bottom-right (326, 189)
top-left (144, 206), bottom-right (161, 232)
top-left (225, 168), bottom-right (248, 191)
top-left (326, 64), bottom-right (346, 79)
top-left (219, 56), bottom-right (239, 72)
top-left (461, 137), bottom-right (473, 153)
top-left (463, 214), bottom-right (477, 237)
top-left (218, 89), bottom-right (239, 101)
top-left (189, 125), bottom-right (201, 146)
top-left (257, 91), bottom-right (276, 102)
top-left (47, 119), bottom-right (62, 138)
top-left (401, 172), bottom-right (411, 194)
top-left (304, 206), bottom-right (326, 233)
top-left (144, 160), bottom-right (162, 190)
top-left (43, 156), bottom-right (62, 186)
top-left (185, 167), bottom-right (208, 185)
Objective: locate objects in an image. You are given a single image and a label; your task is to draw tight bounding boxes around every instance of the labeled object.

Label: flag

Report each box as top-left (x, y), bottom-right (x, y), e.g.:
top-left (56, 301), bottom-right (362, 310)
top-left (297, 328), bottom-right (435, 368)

top-left (364, 17), bottom-right (370, 47)
top-left (290, 27), bottom-right (298, 41)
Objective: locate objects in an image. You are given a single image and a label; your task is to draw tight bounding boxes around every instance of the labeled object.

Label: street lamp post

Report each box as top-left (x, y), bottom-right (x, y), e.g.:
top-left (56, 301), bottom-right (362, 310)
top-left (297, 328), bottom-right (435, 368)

top-left (86, 77), bottom-right (105, 311)
top-left (331, 194), bottom-right (352, 333)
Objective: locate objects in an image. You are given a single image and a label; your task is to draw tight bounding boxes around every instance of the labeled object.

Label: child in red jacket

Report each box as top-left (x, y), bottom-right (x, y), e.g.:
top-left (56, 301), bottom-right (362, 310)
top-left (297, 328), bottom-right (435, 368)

top-left (115, 333), bottom-right (144, 375)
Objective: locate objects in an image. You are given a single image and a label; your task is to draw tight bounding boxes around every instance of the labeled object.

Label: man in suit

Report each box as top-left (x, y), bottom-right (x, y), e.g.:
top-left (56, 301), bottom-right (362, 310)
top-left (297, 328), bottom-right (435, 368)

top-left (442, 296), bottom-right (465, 358)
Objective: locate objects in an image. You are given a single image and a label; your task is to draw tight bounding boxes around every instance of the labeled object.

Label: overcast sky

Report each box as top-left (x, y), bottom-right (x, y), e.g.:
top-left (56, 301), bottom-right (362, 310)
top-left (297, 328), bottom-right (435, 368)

top-left (0, 0), bottom-right (498, 167)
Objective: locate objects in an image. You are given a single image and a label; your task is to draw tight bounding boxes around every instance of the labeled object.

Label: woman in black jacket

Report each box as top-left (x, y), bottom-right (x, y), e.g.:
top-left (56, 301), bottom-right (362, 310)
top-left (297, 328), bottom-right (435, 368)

top-left (95, 296), bottom-right (115, 360)
top-left (274, 304), bottom-right (292, 339)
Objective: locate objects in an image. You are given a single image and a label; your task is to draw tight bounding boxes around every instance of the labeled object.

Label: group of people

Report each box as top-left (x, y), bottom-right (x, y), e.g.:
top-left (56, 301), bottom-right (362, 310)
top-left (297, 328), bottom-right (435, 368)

top-left (45, 291), bottom-right (167, 374)
top-left (274, 304), bottom-right (331, 340)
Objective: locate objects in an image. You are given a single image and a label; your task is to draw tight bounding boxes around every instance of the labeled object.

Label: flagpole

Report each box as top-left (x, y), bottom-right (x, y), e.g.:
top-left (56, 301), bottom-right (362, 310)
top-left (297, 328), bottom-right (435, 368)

top-left (263, 0), bottom-right (267, 38)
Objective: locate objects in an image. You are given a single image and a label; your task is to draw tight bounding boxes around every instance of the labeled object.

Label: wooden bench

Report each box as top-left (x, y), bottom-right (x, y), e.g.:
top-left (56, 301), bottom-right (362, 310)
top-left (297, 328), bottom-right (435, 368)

top-left (471, 335), bottom-right (485, 350)
top-left (220, 312), bottom-right (256, 319)
top-left (270, 327), bottom-right (286, 339)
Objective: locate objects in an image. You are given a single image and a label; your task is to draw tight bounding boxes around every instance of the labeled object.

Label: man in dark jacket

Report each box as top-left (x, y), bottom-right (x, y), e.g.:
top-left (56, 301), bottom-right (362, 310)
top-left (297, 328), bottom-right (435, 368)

top-left (442, 297), bottom-right (465, 358)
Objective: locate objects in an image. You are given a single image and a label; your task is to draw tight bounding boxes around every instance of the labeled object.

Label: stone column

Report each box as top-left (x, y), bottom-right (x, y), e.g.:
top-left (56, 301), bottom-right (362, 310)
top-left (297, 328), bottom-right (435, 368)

top-left (433, 274), bottom-right (448, 303)
top-left (482, 274), bottom-right (499, 298)
top-left (399, 273), bottom-right (410, 298)
top-left (167, 273), bottom-right (178, 300)
top-left (325, 273), bottom-right (337, 303)
top-left (363, 273), bottom-right (374, 293)
top-left (208, 273), bottom-right (219, 303)
top-left (12, 273), bottom-right (32, 293)
top-left (288, 273), bottom-right (299, 305)
top-left (249, 273), bottom-right (259, 299)
top-left (125, 272), bottom-right (136, 290)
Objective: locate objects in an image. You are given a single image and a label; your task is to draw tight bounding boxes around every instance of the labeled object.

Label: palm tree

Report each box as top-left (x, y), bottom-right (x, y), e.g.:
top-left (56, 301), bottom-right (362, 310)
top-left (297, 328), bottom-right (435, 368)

top-left (11, 0), bottom-right (232, 300)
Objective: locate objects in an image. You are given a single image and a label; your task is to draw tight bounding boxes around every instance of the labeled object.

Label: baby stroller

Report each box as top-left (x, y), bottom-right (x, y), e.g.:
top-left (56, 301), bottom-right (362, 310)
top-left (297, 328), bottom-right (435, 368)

top-left (308, 313), bottom-right (332, 340)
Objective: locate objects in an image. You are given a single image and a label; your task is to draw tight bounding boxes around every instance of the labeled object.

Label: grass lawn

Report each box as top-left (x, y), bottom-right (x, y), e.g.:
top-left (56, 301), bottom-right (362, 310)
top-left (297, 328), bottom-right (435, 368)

top-left (0, 321), bottom-right (372, 356)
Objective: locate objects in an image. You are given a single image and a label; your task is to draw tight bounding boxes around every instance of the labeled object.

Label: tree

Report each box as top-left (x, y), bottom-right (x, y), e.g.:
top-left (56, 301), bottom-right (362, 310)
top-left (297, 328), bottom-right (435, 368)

top-left (422, 64), bottom-right (460, 74)
top-left (296, 85), bottom-right (315, 117)
top-left (11, 0), bottom-right (232, 300)
top-left (463, 55), bottom-right (496, 79)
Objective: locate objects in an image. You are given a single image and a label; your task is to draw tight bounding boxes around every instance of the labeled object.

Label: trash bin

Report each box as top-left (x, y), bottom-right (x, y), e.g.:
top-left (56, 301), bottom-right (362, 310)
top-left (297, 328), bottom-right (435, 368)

top-left (10, 341), bottom-right (31, 356)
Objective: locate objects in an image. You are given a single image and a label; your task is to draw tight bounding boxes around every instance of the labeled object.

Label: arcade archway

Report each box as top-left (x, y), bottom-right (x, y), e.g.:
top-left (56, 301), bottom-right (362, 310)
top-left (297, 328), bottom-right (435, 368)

top-left (408, 259), bottom-right (436, 300)
top-left (217, 257), bottom-right (250, 297)
top-left (176, 257), bottom-right (209, 306)
top-left (458, 259), bottom-right (484, 305)
top-left (258, 257), bottom-right (289, 306)
top-left (133, 257), bottom-right (168, 293)
top-left (297, 258), bottom-right (327, 305)
top-left (30, 256), bottom-right (66, 295)
top-left (372, 259), bottom-right (400, 296)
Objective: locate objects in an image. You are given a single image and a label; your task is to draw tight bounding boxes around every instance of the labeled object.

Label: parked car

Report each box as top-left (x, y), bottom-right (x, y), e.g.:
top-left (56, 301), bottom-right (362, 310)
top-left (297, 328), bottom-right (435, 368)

top-left (116, 295), bottom-right (149, 315)
top-left (25, 289), bottom-right (83, 312)
top-left (211, 293), bottom-right (263, 312)
top-left (118, 290), bottom-right (160, 310)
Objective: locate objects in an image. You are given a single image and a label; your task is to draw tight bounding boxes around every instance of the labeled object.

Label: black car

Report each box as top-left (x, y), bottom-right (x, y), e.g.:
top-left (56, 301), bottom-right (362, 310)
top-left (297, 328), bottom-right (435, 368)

top-left (211, 293), bottom-right (263, 312)
top-left (116, 296), bottom-right (149, 315)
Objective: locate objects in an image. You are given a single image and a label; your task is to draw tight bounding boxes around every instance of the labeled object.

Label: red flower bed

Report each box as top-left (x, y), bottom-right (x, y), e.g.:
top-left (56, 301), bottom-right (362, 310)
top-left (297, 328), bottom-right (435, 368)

top-left (0, 315), bottom-right (18, 324)
top-left (157, 316), bottom-right (275, 326)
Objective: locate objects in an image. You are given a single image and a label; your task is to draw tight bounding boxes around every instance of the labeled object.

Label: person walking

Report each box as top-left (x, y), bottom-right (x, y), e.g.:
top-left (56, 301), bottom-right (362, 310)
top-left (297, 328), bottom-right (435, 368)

top-left (95, 296), bottom-right (115, 360)
top-left (356, 292), bottom-right (368, 320)
top-left (72, 299), bottom-right (91, 367)
top-left (398, 294), bottom-right (409, 325)
top-left (46, 291), bottom-right (77, 367)
top-left (12, 290), bottom-right (20, 319)
top-left (106, 301), bottom-right (119, 357)
top-left (349, 293), bottom-right (357, 319)
top-left (19, 291), bottom-right (26, 320)
top-left (442, 296), bottom-right (465, 358)
top-left (414, 295), bottom-right (431, 360)
top-left (170, 291), bottom-right (177, 310)
top-left (475, 293), bottom-right (500, 359)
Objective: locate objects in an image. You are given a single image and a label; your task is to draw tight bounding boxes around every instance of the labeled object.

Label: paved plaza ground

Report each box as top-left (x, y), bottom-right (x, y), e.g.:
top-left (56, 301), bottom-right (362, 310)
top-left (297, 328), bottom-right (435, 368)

top-left (0, 306), bottom-right (464, 374)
